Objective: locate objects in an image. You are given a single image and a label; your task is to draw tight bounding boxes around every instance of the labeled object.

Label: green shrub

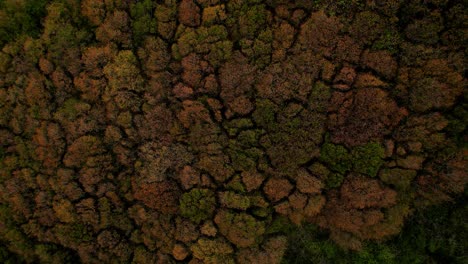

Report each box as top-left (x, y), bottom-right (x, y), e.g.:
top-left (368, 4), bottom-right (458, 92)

top-left (130, 0), bottom-right (157, 44)
top-left (351, 142), bottom-right (385, 177)
top-left (309, 82), bottom-right (332, 113)
top-left (252, 99), bottom-right (277, 130)
top-left (180, 188), bottom-right (216, 224)
top-left (319, 142), bottom-right (352, 174)
top-left (325, 172), bottom-right (345, 189)
top-left (0, 0), bottom-right (48, 46)
top-left (219, 191), bottom-right (250, 210)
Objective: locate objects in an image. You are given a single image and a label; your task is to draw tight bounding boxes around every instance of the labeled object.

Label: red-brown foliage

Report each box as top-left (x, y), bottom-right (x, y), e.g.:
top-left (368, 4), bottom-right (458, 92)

top-left (220, 52), bottom-right (256, 116)
top-left (33, 122), bottom-right (65, 173)
top-left (340, 175), bottom-right (397, 209)
top-left (316, 175), bottom-right (399, 247)
top-left (264, 177), bottom-right (293, 202)
top-left (297, 11), bottom-right (342, 57)
top-left (0, 1), bottom-right (466, 262)
top-left (179, 0), bottom-right (201, 27)
top-left (96, 11), bottom-right (131, 47)
top-left (328, 88), bottom-right (407, 147)
top-left (416, 150), bottom-right (468, 205)
top-left (133, 180), bottom-right (180, 214)
top-left (361, 50), bottom-right (398, 79)
top-left (81, 0), bottom-right (105, 26)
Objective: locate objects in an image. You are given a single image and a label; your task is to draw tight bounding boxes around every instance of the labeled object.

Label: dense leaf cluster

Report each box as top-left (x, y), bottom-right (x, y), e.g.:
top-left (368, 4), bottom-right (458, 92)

top-left (0, 0), bottom-right (466, 263)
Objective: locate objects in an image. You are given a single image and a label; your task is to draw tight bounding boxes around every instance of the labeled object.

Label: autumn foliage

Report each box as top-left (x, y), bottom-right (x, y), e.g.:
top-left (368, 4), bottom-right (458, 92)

top-left (0, 0), bottom-right (466, 263)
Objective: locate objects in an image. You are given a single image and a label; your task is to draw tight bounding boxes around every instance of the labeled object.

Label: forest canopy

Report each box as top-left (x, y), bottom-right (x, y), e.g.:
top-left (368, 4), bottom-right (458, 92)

top-left (0, 0), bottom-right (466, 263)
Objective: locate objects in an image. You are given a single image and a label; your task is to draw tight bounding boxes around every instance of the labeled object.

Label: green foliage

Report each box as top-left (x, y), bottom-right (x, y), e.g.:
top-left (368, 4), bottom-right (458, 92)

top-left (264, 110), bottom-right (325, 172)
top-left (180, 26), bottom-right (217, 48)
top-left (351, 142), bottom-right (385, 177)
top-left (55, 98), bottom-right (90, 121)
top-left (180, 188), bottom-right (216, 224)
top-left (252, 99), bottom-right (277, 130)
top-left (0, 0), bottom-right (48, 46)
top-left (202, 4), bottom-right (227, 26)
top-left (104, 50), bottom-right (145, 92)
top-left (372, 29), bottom-right (401, 54)
top-left (446, 100), bottom-right (468, 148)
top-left (405, 12), bottom-right (444, 45)
top-left (237, 130), bottom-right (261, 147)
top-left (13, 137), bottom-right (38, 170)
top-left (42, 2), bottom-right (92, 62)
top-left (219, 191), bottom-right (250, 210)
top-left (205, 40), bottom-right (233, 67)
top-left (309, 82), bottom-right (331, 112)
top-left (320, 141), bottom-right (384, 178)
top-left (98, 197), bottom-right (111, 229)
top-left (225, 2), bottom-right (272, 67)
top-left (379, 168), bottom-right (416, 190)
top-left (310, 162), bottom-right (340, 188)
top-left (237, 4), bottom-right (269, 39)
top-left (282, 224), bottom-right (346, 264)
top-left (0, 207), bottom-right (32, 260)
top-left (351, 243), bottom-right (396, 264)
top-left (251, 207), bottom-right (270, 218)
top-left (349, 10), bottom-right (385, 45)
top-left (390, 195), bottom-right (468, 264)
top-left (191, 238), bottom-right (234, 263)
top-left (130, 0), bottom-right (157, 45)
top-left (0, 0), bottom-right (465, 262)
top-left (173, 25), bottom-right (232, 66)
top-left (308, 162), bottom-right (330, 178)
top-left (335, 0), bottom-right (366, 13)
top-left (199, 25), bottom-right (229, 42)
top-left (325, 172), bottom-right (345, 189)
top-left (215, 210), bottom-right (266, 247)
top-left (266, 216), bottom-right (296, 235)
top-left (282, 194), bottom-right (468, 264)
top-left (239, 29), bottom-right (272, 68)
top-left (34, 244), bottom-right (77, 263)
top-left (224, 118), bottom-right (254, 136)
top-left (227, 129), bottom-right (263, 172)
top-left (225, 175), bottom-right (246, 193)
top-left (0, 51), bottom-right (11, 72)
top-left (55, 224), bottom-right (94, 243)
top-left (319, 142), bottom-right (352, 174)
top-left (227, 135), bottom-right (263, 171)
top-left (282, 224), bottom-right (399, 264)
